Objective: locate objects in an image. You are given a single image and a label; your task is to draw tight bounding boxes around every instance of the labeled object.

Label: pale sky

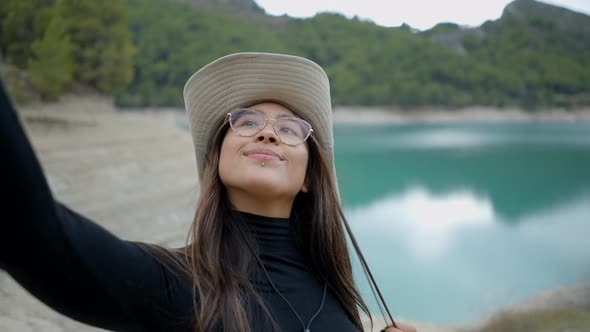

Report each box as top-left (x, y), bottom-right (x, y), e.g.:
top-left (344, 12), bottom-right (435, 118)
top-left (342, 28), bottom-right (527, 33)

top-left (255, 0), bottom-right (590, 30)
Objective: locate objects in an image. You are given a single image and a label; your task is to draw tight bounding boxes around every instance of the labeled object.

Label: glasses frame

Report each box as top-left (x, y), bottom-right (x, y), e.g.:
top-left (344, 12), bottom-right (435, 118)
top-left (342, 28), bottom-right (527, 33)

top-left (225, 108), bottom-right (313, 146)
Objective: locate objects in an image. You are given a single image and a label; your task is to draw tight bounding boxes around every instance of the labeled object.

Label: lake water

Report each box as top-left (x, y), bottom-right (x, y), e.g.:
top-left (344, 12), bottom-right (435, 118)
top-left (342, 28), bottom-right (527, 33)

top-left (334, 122), bottom-right (590, 324)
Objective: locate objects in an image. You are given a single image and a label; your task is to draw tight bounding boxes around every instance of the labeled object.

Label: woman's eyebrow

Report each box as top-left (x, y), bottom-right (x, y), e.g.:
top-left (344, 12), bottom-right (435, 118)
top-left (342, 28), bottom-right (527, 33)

top-left (249, 108), bottom-right (297, 119)
top-left (274, 113), bottom-right (297, 119)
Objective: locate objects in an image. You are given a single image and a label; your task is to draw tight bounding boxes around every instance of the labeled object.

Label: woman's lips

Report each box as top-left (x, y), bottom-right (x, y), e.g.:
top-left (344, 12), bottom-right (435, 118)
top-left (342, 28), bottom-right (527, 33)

top-left (244, 148), bottom-right (283, 161)
top-left (245, 153), bottom-right (281, 161)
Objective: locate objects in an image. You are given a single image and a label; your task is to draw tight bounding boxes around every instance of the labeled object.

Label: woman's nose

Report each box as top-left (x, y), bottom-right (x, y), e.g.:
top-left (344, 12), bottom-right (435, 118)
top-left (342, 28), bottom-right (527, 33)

top-left (256, 120), bottom-right (278, 143)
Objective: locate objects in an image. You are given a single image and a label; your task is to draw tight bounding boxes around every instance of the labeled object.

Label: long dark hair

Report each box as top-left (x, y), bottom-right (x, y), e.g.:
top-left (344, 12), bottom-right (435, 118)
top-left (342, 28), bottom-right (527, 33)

top-left (141, 117), bottom-right (395, 331)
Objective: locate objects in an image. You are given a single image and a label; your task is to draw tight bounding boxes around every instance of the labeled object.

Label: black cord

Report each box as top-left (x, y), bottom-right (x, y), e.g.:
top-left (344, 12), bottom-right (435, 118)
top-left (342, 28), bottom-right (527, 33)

top-left (341, 215), bottom-right (398, 328)
top-left (305, 283), bottom-right (327, 331)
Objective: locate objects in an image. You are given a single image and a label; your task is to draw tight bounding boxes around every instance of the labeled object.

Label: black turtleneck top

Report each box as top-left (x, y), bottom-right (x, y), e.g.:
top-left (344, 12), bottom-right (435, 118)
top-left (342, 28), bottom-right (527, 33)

top-left (0, 82), bottom-right (359, 331)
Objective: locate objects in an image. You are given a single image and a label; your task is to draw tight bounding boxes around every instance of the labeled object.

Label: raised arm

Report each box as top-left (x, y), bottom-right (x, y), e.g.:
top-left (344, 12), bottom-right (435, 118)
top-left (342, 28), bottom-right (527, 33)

top-left (0, 81), bottom-right (193, 331)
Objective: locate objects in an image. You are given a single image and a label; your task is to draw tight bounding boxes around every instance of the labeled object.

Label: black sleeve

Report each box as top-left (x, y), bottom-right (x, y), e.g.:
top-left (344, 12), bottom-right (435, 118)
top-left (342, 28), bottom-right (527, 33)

top-left (0, 81), bottom-right (192, 331)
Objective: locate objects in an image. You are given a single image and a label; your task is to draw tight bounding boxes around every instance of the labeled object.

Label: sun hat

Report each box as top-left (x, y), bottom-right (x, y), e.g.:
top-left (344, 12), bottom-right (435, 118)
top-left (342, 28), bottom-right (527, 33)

top-left (183, 52), bottom-right (336, 183)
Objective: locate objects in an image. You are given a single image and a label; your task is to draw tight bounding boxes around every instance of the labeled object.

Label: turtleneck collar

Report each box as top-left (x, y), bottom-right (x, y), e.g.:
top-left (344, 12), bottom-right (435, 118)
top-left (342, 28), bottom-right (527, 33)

top-left (232, 210), bottom-right (310, 287)
top-left (232, 210), bottom-right (296, 251)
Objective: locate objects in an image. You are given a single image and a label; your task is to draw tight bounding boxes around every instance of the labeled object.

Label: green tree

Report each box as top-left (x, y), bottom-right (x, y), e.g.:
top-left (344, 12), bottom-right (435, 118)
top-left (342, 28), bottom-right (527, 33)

top-left (27, 17), bottom-right (73, 100)
top-left (59, 0), bottom-right (134, 92)
top-left (0, 0), bottom-right (56, 68)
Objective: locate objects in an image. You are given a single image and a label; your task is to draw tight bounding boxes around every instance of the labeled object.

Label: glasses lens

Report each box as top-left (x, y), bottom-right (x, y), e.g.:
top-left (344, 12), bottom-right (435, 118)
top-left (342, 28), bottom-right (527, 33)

top-left (230, 109), bottom-right (264, 136)
top-left (228, 108), bottom-right (312, 145)
top-left (275, 118), bottom-right (311, 145)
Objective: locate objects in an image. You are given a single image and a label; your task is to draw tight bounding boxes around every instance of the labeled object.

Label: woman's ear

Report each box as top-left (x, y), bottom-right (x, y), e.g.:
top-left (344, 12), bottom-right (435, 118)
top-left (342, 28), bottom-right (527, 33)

top-left (301, 177), bottom-right (310, 193)
top-left (301, 183), bottom-right (309, 193)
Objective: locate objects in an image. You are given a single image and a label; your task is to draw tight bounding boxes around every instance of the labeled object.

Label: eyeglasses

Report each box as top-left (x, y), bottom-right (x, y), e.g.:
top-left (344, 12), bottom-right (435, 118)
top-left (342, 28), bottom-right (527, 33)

top-left (226, 108), bottom-right (313, 146)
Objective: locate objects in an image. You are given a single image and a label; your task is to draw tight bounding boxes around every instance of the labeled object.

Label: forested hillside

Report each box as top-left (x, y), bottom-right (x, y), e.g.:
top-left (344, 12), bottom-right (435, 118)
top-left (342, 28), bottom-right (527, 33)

top-left (1, 0), bottom-right (588, 109)
top-left (0, 0), bottom-right (134, 101)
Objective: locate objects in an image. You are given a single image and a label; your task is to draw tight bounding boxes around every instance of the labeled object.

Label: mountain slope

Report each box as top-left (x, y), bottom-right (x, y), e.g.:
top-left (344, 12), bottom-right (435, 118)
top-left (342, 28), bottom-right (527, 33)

top-left (2, 0), bottom-right (587, 108)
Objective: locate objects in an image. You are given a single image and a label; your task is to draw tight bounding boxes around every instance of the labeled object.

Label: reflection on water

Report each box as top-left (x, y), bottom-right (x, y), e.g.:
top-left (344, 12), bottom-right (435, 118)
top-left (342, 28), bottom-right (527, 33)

top-left (347, 187), bottom-right (590, 324)
top-left (338, 122), bottom-right (590, 151)
top-left (336, 123), bottom-right (590, 221)
top-left (348, 187), bottom-right (494, 259)
top-left (335, 122), bottom-right (590, 324)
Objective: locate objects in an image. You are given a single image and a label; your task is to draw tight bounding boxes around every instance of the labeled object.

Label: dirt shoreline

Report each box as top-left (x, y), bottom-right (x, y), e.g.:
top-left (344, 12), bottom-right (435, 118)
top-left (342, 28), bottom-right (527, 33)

top-left (332, 106), bottom-right (590, 124)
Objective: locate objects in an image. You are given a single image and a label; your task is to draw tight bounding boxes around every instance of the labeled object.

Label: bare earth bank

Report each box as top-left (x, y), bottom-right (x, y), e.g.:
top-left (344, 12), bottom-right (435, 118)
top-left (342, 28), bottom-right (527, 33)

top-left (333, 106), bottom-right (590, 124)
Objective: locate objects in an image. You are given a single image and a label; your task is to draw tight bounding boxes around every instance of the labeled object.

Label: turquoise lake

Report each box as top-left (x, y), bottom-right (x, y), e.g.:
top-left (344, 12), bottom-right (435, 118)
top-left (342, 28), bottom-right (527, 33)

top-left (334, 122), bottom-right (590, 324)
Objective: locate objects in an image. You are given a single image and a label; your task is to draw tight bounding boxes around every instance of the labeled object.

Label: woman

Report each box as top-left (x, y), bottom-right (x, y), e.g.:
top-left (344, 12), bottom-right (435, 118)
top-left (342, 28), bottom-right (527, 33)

top-left (0, 52), bottom-right (416, 332)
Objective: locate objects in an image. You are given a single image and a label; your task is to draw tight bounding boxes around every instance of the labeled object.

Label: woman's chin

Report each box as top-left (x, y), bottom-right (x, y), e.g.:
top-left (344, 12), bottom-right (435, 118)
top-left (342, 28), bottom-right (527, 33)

top-left (220, 164), bottom-right (303, 199)
top-left (242, 177), bottom-right (288, 196)
top-left (229, 176), bottom-right (296, 199)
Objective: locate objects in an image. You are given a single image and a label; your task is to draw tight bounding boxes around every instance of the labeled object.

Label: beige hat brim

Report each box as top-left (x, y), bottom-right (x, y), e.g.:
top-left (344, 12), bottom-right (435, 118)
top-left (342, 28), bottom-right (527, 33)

top-left (183, 52), bottom-right (334, 183)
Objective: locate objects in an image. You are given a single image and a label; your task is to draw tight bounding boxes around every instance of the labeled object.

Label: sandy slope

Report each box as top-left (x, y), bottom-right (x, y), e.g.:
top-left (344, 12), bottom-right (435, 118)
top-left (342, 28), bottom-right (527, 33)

top-left (1, 96), bottom-right (197, 332)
